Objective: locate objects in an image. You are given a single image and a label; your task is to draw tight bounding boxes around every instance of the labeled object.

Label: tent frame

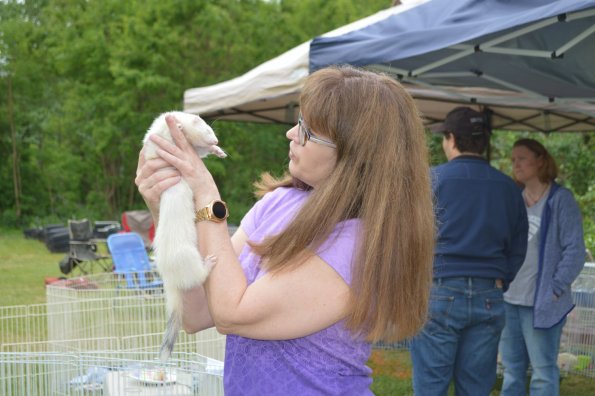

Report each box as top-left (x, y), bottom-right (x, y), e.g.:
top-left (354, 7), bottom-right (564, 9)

top-left (184, 1), bottom-right (595, 133)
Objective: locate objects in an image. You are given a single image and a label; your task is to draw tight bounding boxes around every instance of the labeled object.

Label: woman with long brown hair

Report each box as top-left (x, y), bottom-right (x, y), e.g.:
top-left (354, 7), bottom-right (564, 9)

top-left (135, 65), bottom-right (435, 394)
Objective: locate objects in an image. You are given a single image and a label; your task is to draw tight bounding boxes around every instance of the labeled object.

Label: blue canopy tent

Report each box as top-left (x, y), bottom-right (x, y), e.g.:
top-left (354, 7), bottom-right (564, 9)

top-left (310, 0), bottom-right (595, 132)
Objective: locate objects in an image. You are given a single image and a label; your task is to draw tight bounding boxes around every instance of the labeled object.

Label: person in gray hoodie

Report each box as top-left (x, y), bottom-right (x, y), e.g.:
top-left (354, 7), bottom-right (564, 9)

top-left (500, 138), bottom-right (586, 396)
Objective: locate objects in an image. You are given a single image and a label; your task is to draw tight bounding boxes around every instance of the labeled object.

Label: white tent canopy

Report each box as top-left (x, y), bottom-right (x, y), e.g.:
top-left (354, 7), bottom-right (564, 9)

top-left (184, 1), bottom-right (429, 125)
top-left (184, 0), bottom-right (595, 133)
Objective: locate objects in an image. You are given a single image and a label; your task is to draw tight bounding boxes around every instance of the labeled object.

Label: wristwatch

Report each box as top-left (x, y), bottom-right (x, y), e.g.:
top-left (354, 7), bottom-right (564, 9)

top-left (194, 200), bottom-right (229, 223)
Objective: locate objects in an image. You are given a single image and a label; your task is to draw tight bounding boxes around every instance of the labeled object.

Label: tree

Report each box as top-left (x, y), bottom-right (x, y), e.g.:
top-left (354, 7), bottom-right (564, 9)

top-left (0, 0), bottom-right (392, 225)
top-left (1, 0), bottom-right (591, 255)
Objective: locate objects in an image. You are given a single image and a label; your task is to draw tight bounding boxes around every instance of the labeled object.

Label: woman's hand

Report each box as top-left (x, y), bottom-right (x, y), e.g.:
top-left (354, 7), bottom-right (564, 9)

top-left (135, 147), bottom-right (181, 220)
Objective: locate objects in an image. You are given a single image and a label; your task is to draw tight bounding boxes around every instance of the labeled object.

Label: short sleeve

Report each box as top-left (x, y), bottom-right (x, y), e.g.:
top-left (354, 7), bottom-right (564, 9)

top-left (240, 189), bottom-right (284, 237)
top-left (315, 219), bottom-right (362, 285)
top-left (238, 188), bottom-right (361, 286)
top-left (239, 201), bottom-right (260, 238)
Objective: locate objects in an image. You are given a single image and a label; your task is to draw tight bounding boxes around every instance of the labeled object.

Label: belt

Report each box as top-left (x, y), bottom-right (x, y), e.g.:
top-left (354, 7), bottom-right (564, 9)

top-left (434, 277), bottom-right (503, 289)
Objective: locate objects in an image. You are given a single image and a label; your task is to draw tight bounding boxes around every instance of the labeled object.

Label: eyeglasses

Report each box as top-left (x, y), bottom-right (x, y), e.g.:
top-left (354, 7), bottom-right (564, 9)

top-left (298, 114), bottom-right (336, 149)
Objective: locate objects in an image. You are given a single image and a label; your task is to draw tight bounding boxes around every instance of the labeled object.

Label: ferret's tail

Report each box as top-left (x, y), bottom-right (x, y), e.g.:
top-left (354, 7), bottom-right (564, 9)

top-left (159, 311), bottom-right (181, 362)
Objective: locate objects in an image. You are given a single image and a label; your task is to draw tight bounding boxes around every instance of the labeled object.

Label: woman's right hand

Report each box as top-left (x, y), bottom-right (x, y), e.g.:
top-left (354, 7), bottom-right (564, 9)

top-left (135, 147), bottom-right (182, 221)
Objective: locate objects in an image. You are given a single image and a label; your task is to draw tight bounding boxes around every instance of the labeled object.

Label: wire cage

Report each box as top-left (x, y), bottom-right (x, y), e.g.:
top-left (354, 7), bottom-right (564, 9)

top-left (0, 350), bottom-right (223, 395)
top-left (1, 271), bottom-right (226, 394)
top-left (43, 273), bottom-right (225, 361)
top-left (559, 262), bottom-right (595, 377)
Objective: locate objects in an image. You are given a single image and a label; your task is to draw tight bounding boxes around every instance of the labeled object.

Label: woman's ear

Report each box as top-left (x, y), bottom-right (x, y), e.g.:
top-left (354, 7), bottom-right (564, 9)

top-left (536, 154), bottom-right (545, 168)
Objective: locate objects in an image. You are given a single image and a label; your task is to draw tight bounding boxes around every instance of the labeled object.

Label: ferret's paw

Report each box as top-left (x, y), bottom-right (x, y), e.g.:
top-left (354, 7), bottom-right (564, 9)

top-left (210, 146), bottom-right (227, 158)
top-left (204, 255), bottom-right (217, 272)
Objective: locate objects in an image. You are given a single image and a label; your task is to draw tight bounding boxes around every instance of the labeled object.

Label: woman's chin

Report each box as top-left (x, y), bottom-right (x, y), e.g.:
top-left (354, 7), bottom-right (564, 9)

top-left (287, 166), bottom-right (304, 184)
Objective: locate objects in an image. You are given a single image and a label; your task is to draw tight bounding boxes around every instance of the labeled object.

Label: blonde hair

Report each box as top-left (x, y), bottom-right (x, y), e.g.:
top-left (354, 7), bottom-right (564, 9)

top-left (513, 138), bottom-right (558, 184)
top-left (252, 172), bottom-right (307, 198)
top-left (251, 66), bottom-right (435, 342)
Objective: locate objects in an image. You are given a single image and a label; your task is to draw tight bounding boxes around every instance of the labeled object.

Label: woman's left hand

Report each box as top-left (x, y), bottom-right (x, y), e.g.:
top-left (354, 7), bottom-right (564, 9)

top-left (149, 114), bottom-right (221, 206)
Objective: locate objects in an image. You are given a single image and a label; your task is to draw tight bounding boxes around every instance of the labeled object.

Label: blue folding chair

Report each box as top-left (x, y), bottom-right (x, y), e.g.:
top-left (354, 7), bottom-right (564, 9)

top-left (107, 232), bottom-right (163, 289)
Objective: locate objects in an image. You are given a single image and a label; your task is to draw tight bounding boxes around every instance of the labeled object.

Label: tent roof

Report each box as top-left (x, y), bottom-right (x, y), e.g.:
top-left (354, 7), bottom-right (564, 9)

top-left (310, 0), bottom-right (595, 131)
top-left (184, 0), bottom-right (595, 133)
top-left (184, 0), bottom-right (428, 124)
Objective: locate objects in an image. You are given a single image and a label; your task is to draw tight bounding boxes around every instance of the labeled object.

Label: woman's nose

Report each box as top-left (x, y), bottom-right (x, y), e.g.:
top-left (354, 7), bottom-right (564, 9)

top-left (287, 125), bottom-right (299, 141)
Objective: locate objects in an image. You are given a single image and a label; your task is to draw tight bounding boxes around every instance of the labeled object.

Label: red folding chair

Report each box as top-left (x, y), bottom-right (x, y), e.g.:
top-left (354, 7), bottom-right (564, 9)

top-left (121, 210), bottom-right (155, 249)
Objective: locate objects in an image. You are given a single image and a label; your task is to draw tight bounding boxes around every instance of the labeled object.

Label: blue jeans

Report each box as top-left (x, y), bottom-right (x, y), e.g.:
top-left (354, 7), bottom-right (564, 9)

top-left (499, 303), bottom-right (565, 396)
top-left (410, 277), bottom-right (505, 396)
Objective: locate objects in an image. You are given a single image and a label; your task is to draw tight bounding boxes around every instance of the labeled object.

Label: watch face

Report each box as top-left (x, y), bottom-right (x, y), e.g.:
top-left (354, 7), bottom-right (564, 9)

top-left (212, 201), bottom-right (228, 220)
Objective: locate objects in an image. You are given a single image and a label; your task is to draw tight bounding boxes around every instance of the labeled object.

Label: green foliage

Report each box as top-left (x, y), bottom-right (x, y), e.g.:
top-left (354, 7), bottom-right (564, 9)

top-left (0, 0), bottom-right (391, 228)
top-left (427, 131), bottom-right (447, 165)
top-left (211, 122), bottom-right (290, 224)
top-left (0, 0), bottom-right (592, 256)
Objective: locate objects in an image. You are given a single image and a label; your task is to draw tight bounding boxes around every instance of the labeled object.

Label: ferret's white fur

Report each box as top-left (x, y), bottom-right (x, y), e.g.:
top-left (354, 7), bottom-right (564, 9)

top-left (142, 111), bottom-right (225, 360)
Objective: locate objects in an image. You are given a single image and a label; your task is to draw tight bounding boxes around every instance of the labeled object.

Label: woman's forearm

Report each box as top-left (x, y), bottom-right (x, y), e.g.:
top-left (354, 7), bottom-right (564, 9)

top-left (195, 220), bottom-right (249, 334)
top-left (181, 285), bottom-right (214, 333)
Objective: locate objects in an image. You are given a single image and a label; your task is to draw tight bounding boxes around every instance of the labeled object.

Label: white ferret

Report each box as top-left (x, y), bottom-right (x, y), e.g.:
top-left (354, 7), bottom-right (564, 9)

top-left (142, 111), bottom-right (226, 361)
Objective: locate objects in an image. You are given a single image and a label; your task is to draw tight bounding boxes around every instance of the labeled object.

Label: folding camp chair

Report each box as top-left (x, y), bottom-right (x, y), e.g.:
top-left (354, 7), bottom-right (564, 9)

top-left (65, 219), bottom-right (112, 275)
top-left (106, 232), bottom-right (162, 290)
top-left (92, 220), bottom-right (122, 240)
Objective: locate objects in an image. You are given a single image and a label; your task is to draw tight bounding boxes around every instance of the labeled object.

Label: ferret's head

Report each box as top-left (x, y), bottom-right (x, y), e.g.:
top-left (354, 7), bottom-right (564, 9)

top-left (169, 111), bottom-right (218, 147)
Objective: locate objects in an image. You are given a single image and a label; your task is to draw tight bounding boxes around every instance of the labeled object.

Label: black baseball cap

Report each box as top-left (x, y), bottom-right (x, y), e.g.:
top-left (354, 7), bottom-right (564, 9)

top-left (431, 107), bottom-right (490, 136)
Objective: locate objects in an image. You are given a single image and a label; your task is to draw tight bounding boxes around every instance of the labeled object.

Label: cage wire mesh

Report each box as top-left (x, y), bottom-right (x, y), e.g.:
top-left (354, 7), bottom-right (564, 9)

top-left (44, 273), bottom-right (225, 361)
top-left (1, 272), bottom-right (225, 395)
top-left (0, 350), bottom-right (223, 395)
top-left (559, 262), bottom-right (595, 376)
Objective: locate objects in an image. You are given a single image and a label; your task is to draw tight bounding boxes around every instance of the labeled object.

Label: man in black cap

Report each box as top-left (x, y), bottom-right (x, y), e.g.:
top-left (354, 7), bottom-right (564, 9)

top-left (410, 107), bottom-right (528, 396)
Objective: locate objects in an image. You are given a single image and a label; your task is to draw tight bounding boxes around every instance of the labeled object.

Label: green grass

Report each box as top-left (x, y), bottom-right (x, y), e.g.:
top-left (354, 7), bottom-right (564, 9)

top-left (0, 228), bottom-right (64, 306)
top-left (1, 227), bottom-right (594, 394)
top-left (370, 349), bottom-right (595, 395)
top-left (369, 348), bottom-right (415, 395)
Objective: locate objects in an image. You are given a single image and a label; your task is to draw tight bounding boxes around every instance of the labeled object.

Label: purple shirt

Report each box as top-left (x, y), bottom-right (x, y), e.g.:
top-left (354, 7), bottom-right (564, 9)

top-left (224, 187), bottom-right (372, 395)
